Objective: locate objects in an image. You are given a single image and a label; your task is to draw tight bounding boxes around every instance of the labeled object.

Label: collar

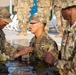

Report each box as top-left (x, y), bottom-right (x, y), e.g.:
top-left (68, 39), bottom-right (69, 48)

top-left (67, 21), bottom-right (76, 33)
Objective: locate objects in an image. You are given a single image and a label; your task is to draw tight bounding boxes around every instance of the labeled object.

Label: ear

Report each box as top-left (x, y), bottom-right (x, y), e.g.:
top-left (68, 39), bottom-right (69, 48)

top-left (39, 22), bottom-right (43, 28)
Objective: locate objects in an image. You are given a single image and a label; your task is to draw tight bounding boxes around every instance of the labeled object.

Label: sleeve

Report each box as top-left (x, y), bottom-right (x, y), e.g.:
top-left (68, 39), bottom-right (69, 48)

top-left (4, 41), bottom-right (17, 60)
top-left (54, 36), bottom-right (76, 73)
top-left (14, 0), bottom-right (18, 7)
top-left (54, 60), bottom-right (72, 70)
top-left (28, 0), bottom-right (33, 7)
top-left (48, 40), bottom-right (59, 59)
top-left (14, 0), bottom-right (18, 11)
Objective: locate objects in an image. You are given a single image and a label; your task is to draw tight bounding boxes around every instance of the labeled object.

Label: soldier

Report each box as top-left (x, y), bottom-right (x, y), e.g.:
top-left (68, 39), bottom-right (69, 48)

top-left (43, 0), bottom-right (76, 75)
top-left (14, 0), bottom-right (33, 35)
top-left (0, 7), bottom-right (17, 61)
top-left (14, 13), bottom-right (59, 75)
top-left (36, 0), bottom-right (52, 33)
top-left (53, 0), bottom-right (67, 37)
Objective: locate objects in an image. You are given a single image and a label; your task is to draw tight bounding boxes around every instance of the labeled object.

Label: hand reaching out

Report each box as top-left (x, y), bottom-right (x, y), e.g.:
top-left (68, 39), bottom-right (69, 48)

top-left (14, 46), bottom-right (33, 58)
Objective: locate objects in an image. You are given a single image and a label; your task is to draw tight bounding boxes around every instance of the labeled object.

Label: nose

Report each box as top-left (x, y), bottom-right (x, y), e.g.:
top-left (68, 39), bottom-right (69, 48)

top-left (28, 24), bottom-right (32, 29)
top-left (29, 23), bottom-right (31, 27)
top-left (28, 24), bottom-right (33, 31)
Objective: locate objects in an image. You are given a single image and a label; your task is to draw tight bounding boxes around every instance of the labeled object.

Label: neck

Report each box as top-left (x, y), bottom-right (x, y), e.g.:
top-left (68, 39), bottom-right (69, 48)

top-left (35, 29), bottom-right (44, 38)
top-left (71, 16), bottom-right (76, 25)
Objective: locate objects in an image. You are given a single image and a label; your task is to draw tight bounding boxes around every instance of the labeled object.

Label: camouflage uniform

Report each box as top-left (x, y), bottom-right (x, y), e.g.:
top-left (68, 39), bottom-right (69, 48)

top-left (0, 7), bottom-right (16, 61)
top-left (14, 0), bottom-right (33, 35)
top-left (29, 32), bottom-right (58, 74)
top-left (54, 0), bottom-right (76, 75)
top-left (0, 31), bottom-right (17, 61)
top-left (53, 0), bottom-right (67, 37)
top-left (37, 0), bottom-right (52, 33)
top-left (12, 13), bottom-right (59, 75)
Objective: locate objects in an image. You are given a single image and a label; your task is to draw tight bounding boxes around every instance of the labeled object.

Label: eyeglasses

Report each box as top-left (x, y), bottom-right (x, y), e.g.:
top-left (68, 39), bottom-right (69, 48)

top-left (30, 22), bottom-right (39, 24)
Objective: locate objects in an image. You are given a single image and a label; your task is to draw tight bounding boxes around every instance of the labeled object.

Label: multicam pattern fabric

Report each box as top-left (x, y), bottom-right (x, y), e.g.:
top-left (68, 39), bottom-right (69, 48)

top-left (61, 0), bottom-right (76, 9)
top-left (29, 13), bottom-right (46, 24)
top-left (29, 32), bottom-right (58, 61)
top-left (37, 0), bottom-right (52, 31)
top-left (55, 21), bottom-right (76, 74)
top-left (52, 0), bottom-right (62, 8)
top-left (53, 0), bottom-right (67, 36)
top-left (0, 29), bottom-right (5, 52)
top-left (14, 0), bottom-right (33, 34)
top-left (54, 8), bottom-right (67, 34)
top-left (0, 29), bottom-right (16, 61)
top-left (0, 7), bottom-right (11, 23)
top-left (14, 0), bottom-right (33, 11)
top-left (29, 32), bottom-right (58, 74)
top-left (37, 0), bottom-right (51, 7)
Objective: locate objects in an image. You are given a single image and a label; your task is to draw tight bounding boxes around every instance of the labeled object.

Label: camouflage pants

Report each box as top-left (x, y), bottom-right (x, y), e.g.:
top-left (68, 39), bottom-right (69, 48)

top-left (17, 8), bottom-right (30, 34)
top-left (38, 7), bottom-right (50, 32)
top-left (55, 10), bottom-right (67, 33)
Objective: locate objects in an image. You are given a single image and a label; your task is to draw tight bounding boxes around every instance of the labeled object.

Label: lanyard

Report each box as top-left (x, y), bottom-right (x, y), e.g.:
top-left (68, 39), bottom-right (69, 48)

top-left (29, 0), bottom-right (38, 21)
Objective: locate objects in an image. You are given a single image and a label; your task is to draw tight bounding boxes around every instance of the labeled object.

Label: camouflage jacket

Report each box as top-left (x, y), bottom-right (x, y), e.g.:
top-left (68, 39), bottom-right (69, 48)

top-left (29, 32), bottom-right (58, 62)
top-left (54, 21), bottom-right (76, 74)
top-left (0, 29), bottom-right (17, 61)
top-left (52, 0), bottom-right (62, 7)
top-left (0, 29), bottom-right (5, 52)
top-left (37, 0), bottom-right (52, 7)
top-left (14, 0), bottom-right (33, 9)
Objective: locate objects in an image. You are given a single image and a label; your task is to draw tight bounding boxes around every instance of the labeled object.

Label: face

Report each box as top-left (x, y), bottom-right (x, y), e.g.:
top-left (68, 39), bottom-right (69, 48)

top-left (29, 22), bottom-right (42, 34)
top-left (61, 8), bottom-right (71, 20)
top-left (0, 18), bottom-right (8, 29)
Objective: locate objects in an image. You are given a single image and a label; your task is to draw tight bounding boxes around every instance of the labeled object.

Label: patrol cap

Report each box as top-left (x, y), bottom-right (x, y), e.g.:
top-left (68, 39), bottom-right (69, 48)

top-left (0, 7), bottom-right (11, 23)
top-left (29, 13), bottom-right (46, 25)
top-left (61, 0), bottom-right (76, 9)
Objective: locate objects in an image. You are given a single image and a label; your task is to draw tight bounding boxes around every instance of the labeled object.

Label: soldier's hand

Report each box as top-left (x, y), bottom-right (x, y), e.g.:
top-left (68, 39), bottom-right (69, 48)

top-left (42, 51), bottom-right (56, 65)
top-left (17, 46), bottom-right (33, 52)
top-left (0, 18), bottom-right (8, 29)
top-left (14, 46), bottom-right (33, 58)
